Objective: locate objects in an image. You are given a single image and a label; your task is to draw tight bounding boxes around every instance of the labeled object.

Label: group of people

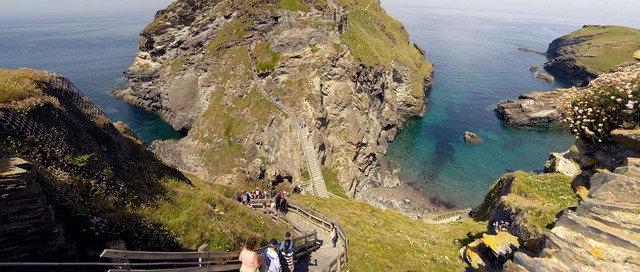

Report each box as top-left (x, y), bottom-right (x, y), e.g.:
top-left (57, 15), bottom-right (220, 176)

top-left (237, 188), bottom-right (270, 206)
top-left (239, 232), bottom-right (296, 272)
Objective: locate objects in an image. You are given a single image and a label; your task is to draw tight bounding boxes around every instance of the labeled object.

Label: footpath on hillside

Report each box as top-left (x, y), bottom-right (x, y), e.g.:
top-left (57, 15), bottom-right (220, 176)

top-left (284, 211), bottom-right (344, 272)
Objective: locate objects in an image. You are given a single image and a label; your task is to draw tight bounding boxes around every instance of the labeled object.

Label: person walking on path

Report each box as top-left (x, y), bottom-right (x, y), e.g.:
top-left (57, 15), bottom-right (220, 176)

top-left (239, 237), bottom-right (260, 272)
top-left (266, 238), bottom-right (282, 272)
top-left (330, 224), bottom-right (338, 248)
top-left (275, 192), bottom-right (282, 211)
top-left (280, 240), bottom-right (294, 272)
top-left (279, 232), bottom-right (294, 252)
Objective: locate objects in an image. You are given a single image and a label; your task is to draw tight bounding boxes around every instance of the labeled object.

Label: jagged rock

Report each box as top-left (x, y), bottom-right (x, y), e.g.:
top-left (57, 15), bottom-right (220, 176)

top-left (464, 131), bottom-right (481, 144)
top-left (460, 239), bottom-right (488, 270)
top-left (534, 72), bottom-right (555, 83)
top-left (544, 152), bottom-right (580, 176)
top-left (495, 89), bottom-right (572, 126)
top-left (511, 160), bottom-right (640, 271)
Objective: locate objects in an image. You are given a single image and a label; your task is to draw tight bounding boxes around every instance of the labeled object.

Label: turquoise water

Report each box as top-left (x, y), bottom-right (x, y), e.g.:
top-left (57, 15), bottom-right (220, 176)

top-left (382, 7), bottom-right (580, 207)
top-left (0, 15), bottom-right (181, 144)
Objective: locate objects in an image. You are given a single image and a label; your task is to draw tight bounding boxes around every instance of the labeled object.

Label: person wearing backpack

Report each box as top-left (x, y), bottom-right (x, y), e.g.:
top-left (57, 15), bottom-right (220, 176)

top-left (264, 238), bottom-right (282, 272)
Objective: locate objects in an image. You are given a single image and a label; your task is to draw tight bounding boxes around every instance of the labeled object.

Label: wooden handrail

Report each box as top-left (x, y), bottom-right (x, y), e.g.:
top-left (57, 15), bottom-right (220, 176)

top-left (100, 250), bottom-right (239, 260)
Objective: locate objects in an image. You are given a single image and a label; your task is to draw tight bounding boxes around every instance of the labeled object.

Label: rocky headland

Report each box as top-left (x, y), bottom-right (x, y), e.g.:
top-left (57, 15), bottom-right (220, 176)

top-left (544, 25), bottom-right (640, 86)
top-left (117, 0), bottom-right (433, 206)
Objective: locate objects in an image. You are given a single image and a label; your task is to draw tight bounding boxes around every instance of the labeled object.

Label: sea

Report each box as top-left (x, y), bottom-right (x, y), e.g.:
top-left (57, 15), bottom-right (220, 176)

top-left (0, 14), bottom-right (181, 144)
top-left (1, 3), bottom-right (637, 207)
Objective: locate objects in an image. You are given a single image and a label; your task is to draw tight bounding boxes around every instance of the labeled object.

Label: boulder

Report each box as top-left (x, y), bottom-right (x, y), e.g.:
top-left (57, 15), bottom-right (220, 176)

top-left (544, 152), bottom-right (580, 176)
top-left (464, 131), bottom-right (481, 144)
top-left (634, 50), bottom-right (640, 61)
top-left (481, 232), bottom-right (521, 259)
top-left (611, 128), bottom-right (640, 152)
top-left (495, 89), bottom-right (572, 126)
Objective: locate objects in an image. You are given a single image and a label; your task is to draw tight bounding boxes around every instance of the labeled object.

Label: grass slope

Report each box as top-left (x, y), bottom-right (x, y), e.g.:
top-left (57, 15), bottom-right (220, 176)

top-left (137, 175), bottom-right (292, 251)
top-left (0, 68), bottom-right (49, 103)
top-left (337, 0), bottom-right (433, 95)
top-left (568, 25), bottom-right (640, 74)
top-left (292, 196), bottom-right (486, 271)
top-left (476, 171), bottom-right (577, 234)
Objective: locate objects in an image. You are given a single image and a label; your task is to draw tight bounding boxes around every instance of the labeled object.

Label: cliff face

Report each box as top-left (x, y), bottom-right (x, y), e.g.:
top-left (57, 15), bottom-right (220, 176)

top-left (544, 25), bottom-right (640, 86)
top-left (118, 0), bottom-right (433, 197)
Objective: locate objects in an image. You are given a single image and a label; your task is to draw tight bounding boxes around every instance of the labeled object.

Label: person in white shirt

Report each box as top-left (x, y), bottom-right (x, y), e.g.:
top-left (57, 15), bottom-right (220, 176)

top-left (266, 238), bottom-right (282, 272)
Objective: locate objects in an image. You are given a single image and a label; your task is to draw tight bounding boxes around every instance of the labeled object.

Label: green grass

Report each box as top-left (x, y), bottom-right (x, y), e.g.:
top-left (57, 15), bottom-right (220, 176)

top-left (476, 171), bottom-right (578, 233)
top-left (322, 167), bottom-right (348, 198)
top-left (276, 0), bottom-right (309, 12)
top-left (170, 59), bottom-right (183, 72)
top-left (206, 16), bottom-right (254, 54)
top-left (291, 196), bottom-right (486, 271)
top-left (337, 1), bottom-right (433, 96)
top-left (253, 42), bottom-right (280, 72)
top-left (0, 68), bottom-right (49, 104)
top-left (566, 25), bottom-right (640, 74)
top-left (137, 175), bottom-right (292, 251)
top-left (301, 170), bottom-right (310, 180)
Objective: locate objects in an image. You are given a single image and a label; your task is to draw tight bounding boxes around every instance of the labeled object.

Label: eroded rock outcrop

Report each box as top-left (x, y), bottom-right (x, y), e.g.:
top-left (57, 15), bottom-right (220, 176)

top-left (119, 0), bottom-right (433, 199)
top-left (495, 89), bottom-right (573, 126)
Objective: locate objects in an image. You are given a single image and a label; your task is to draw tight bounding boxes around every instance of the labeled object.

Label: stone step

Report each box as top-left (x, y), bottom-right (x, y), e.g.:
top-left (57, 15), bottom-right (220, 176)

top-left (555, 210), bottom-right (640, 252)
top-left (589, 172), bottom-right (640, 204)
top-left (577, 198), bottom-right (640, 232)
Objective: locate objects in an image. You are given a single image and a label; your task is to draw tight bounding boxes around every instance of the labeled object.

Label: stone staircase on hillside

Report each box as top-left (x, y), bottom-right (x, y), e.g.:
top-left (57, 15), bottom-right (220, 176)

top-left (508, 158), bottom-right (640, 271)
top-left (247, 47), bottom-right (328, 198)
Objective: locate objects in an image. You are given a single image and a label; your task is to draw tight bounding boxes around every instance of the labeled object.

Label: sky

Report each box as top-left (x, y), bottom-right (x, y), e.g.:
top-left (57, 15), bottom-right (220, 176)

top-left (0, 0), bottom-right (175, 19)
top-left (381, 0), bottom-right (640, 27)
top-left (0, 0), bottom-right (638, 27)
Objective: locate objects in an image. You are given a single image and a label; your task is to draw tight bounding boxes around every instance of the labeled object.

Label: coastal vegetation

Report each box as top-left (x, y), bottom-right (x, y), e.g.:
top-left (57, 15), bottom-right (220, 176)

top-left (0, 68), bottom-right (48, 103)
top-left (566, 26), bottom-right (640, 74)
top-left (337, 0), bottom-right (433, 95)
top-left (474, 171), bottom-right (577, 239)
top-left (276, 0), bottom-right (310, 12)
top-left (136, 175), bottom-right (291, 251)
top-left (561, 66), bottom-right (640, 142)
top-left (292, 195), bottom-right (486, 271)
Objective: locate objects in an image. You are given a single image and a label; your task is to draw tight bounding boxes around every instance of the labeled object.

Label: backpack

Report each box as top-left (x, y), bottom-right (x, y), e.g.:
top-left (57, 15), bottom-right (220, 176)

top-left (262, 250), bottom-right (271, 268)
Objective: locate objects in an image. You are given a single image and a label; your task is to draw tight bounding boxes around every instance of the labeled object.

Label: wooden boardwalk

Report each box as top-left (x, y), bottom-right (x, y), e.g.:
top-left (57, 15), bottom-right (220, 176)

top-left (285, 212), bottom-right (343, 272)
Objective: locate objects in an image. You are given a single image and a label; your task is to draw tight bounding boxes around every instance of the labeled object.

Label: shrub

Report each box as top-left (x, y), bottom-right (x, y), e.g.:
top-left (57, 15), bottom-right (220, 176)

top-left (561, 67), bottom-right (640, 143)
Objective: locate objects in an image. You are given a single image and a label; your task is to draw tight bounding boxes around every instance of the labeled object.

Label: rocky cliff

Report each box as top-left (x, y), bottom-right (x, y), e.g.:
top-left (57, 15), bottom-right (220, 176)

top-left (462, 129), bottom-right (640, 271)
top-left (544, 25), bottom-right (640, 86)
top-left (118, 0), bottom-right (433, 198)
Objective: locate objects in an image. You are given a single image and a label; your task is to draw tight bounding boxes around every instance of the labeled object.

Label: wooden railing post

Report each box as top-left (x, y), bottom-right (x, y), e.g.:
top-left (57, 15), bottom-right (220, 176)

top-left (198, 243), bottom-right (209, 267)
top-left (106, 240), bottom-right (129, 270)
